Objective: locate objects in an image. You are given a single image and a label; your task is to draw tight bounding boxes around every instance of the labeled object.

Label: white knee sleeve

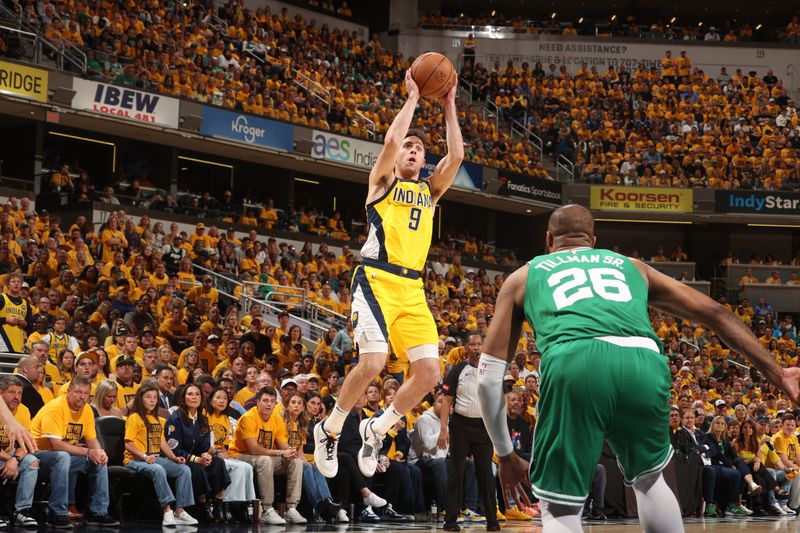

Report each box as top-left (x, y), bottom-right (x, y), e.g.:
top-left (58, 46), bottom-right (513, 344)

top-left (540, 500), bottom-right (583, 533)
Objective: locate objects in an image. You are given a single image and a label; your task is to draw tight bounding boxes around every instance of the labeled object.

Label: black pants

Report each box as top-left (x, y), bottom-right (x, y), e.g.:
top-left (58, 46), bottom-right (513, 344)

top-left (445, 413), bottom-right (497, 525)
top-left (327, 453), bottom-right (370, 506)
top-left (187, 455), bottom-right (230, 501)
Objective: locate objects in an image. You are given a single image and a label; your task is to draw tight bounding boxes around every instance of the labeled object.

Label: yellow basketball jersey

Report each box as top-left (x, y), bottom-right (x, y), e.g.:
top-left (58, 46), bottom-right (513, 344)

top-left (0, 293), bottom-right (29, 353)
top-left (361, 178), bottom-right (434, 272)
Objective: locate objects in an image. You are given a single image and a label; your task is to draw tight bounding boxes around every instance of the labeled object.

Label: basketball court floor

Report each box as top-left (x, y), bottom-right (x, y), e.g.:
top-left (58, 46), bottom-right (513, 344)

top-left (113, 516), bottom-right (800, 532)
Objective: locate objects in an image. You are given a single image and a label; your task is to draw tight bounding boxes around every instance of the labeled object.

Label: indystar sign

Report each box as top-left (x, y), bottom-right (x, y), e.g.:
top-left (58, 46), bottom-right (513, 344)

top-left (716, 190), bottom-right (800, 214)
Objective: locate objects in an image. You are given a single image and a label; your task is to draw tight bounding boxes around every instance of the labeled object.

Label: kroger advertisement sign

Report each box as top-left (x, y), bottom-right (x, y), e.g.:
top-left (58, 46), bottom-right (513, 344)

top-left (71, 79), bottom-right (180, 128)
top-left (310, 131), bottom-right (482, 190)
top-left (200, 107), bottom-right (293, 151)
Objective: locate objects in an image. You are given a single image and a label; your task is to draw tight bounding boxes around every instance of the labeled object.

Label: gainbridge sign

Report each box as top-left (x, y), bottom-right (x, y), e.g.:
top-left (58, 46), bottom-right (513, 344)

top-left (590, 186), bottom-right (693, 213)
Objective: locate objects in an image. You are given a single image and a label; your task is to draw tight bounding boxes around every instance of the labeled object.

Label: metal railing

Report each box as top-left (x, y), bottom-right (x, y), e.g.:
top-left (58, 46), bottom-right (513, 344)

top-left (510, 118), bottom-right (543, 156)
top-left (206, 13), bottom-right (229, 34)
top-left (0, 351), bottom-right (24, 374)
top-left (192, 265), bottom-right (334, 347)
top-left (306, 300), bottom-right (347, 330)
top-left (244, 48), bottom-right (265, 65)
top-left (354, 111), bottom-right (376, 139)
top-left (0, 1), bottom-right (22, 28)
top-left (483, 99), bottom-right (500, 133)
top-left (49, 34), bottom-right (86, 74)
top-left (457, 75), bottom-right (474, 105)
top-left (556, 153), bottom-right (575, 182)
top-left (244, 280), bottom-right (347, 330)
top-left (0, 23), bottom-right (86, 74)
top-left (291, 68), bottom-right (331, 111)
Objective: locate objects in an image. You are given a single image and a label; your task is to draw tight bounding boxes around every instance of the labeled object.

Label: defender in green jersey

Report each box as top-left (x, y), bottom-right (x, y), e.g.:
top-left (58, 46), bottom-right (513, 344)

top-left (475, 205), bottom-right (800, 533)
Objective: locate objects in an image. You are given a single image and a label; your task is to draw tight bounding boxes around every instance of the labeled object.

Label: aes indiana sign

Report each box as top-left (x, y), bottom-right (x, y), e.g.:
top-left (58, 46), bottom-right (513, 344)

top-left (716, 190), bottom-right (800, 214)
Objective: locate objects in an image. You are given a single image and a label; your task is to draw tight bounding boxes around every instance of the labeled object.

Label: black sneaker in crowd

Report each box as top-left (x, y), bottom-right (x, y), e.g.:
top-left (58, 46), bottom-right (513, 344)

top-left (13, 508), bottom-right (38, 529)
top-left (379, 505), bottom-right (409, 522)
top-left (48, 514), bottom-right (74, 529)
top-left (443, 521), bottom-right (461, 531)
top-left (85, 513), bottom-right (120, 527)
top-left (486, 522), bottom-right (501, 532)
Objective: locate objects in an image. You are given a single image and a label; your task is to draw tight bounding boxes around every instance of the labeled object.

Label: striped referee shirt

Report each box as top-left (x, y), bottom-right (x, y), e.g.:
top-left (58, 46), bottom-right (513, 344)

top-left (442, 360), bottom-right (482, 418)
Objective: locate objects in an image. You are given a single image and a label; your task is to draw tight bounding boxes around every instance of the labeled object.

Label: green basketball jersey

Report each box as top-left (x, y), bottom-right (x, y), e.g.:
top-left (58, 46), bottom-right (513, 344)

top-left (523, 247), bottom-right (661, 355)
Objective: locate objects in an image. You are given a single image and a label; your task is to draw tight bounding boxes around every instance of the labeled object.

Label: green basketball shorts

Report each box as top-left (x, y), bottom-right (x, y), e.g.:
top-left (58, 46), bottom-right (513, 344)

top-left (530, 336), bottom-right (673, 505)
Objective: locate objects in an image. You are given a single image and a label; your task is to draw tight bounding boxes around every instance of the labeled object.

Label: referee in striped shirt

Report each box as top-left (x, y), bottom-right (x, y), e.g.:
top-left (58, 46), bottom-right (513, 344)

top-left (439, 332), bottom-right (499, 531)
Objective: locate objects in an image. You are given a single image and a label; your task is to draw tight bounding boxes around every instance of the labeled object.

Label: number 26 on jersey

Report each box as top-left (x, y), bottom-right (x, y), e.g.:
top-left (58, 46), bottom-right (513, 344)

top-left (548, 267), bottom-right (632, 310)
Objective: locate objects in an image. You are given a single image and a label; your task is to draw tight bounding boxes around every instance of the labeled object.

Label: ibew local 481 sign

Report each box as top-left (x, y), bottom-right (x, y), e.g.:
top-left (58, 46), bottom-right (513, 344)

top-left (71, 78), bottom-right (180, 129)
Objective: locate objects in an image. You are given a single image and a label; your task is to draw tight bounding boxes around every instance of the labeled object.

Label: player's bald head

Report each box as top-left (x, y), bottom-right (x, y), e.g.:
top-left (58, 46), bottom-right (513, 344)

top-left (546, 204), bottom-right (595, 250)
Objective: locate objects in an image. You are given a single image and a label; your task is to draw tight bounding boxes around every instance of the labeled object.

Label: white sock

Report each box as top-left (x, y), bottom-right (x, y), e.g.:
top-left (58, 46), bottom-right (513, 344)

top-left (632, 472), bottom-right (684, 533)
top-left (323, 404), bottom-right (350, 434)
top-left (540, 501), bottom-right (583, 533)
top-left (370, 404), bottom-right (403, 436)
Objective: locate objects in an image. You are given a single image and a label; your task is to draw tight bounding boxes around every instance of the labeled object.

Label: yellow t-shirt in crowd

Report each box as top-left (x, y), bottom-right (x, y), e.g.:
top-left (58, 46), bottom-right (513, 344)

top-left (0, 404), bottom-right (31, 450)
top-left (230, 407), bottom-right (287, 457)
top-left (116, 381), bottom-right (140, 410)
top-left (773, 431), bottom-right (799, 463)
top-left (233, 387), bottom-right (256, 407)
top-left (30, 395), bottom-right (97, 450)
top-left (207, 412), bottom-right (232, 450)
top-left (123, 412), bottom-right (165, 465)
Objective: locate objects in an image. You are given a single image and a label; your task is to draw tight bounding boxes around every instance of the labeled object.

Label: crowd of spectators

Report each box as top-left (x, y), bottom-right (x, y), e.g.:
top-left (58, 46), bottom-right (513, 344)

top-left (0, 0), bottom-right (548, 178)
top-left (460, 50), bottom-right (800, 191)
top-left (0, 193), bottom-right (791, 524)
top-left (43, 154), bottom-right (523, 268)
top-left (420, 12), bottom-right (800, 44)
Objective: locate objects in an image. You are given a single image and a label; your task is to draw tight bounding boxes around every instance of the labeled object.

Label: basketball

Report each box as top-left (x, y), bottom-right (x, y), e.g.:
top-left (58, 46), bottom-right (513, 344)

top-left (410, 52), bottom-right (456, 99)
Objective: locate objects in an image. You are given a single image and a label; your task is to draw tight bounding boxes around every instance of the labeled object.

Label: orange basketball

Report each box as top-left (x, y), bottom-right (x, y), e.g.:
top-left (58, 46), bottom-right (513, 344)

top-left (410, 52), bottom-right (456, 99)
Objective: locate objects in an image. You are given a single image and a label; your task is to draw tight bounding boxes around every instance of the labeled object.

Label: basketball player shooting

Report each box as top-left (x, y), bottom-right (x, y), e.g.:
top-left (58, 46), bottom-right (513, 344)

top-left (313, 67), bottom-right (463, 478)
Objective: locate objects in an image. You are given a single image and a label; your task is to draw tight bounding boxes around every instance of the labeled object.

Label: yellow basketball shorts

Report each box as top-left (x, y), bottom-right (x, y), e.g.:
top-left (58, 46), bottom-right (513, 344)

top-left (350, 263), bottom-right (438, 359)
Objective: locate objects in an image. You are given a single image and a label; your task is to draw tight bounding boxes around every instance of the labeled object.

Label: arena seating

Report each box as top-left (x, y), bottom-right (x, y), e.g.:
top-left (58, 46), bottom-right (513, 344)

top-left (419, 13), bottom-right (792, 43)
top-left (459, 50), bottom-right (800, 191)
top-left (0, 0), bottom-right (547, 177)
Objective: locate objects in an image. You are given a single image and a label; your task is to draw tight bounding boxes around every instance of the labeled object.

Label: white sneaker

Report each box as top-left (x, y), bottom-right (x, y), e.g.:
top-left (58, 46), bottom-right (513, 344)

top-left (772, 503), bottom-right (787, 515)
top-left (162, 510), bottom-right (177, 527)
top-left (314, 421), bottom-right (340, 478)
top-left (284, 507), bottom-right (307, 524)
top-left (363, 492), bottom-right (387, 508)
top-left (357, 418), bottom-right (384, 477)
top-left (174, 510), bottom-right (198, 525)
top-left (260, 507), bottom-right (287, 525)
top-left (738, 504), bottom-right (753, 515)
top-left (781, 504), bottom-right (796, 515)
top-left (336, 509), bottom-right (349, 523)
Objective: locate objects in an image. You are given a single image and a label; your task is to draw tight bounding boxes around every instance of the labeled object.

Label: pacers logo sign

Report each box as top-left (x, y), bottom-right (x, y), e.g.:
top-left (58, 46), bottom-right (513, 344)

top-left (0, 60), bottom-right (48, 102)
top-left (590, 186), bottom-right (693, 213)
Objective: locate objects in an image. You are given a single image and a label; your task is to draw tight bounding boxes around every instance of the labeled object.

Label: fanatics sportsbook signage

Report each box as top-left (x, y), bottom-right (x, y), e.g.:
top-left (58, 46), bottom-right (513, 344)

top-left (715, 190), bottom-right (800, 214)
top-left (200, 106), bottom-right (294, 151)
top-left (0, 60), bottom-right (48, 102)
top-left (71, 79), bottom-right (180, 129)
top-left (497, 171), bottom-right (562, 205)
top-left (590, 186), bottom-right (693, 213)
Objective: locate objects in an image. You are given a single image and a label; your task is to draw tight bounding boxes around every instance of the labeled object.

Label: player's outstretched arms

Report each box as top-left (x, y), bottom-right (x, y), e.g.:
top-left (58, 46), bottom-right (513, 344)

top-left (368, 70), bottom-right (420, 192)
top-left (429, 77), bottom-right (464, 202)
top-left (477, 269), bottom-right (527, 446)
top-left (636, 259), bottom-right (794, 401)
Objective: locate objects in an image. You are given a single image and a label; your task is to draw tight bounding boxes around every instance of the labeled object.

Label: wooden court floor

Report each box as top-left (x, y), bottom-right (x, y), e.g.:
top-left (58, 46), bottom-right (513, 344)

top-left (115, 515), bottom-right (800, 532)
